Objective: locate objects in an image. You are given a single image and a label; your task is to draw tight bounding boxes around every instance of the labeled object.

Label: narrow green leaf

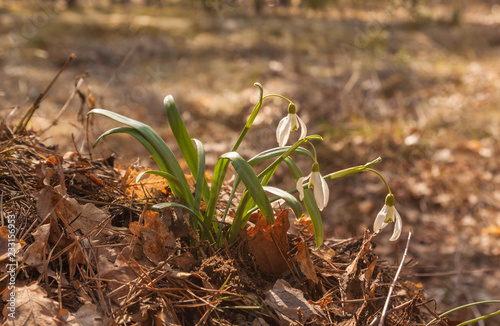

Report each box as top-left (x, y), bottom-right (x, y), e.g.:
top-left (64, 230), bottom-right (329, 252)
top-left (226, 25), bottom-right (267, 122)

top-left (227, 192), bottom-right (251, 244)
top-left (284, 157), bottom-right (324, 248)
top-left (136, 170), bottom-right (193, 207)
top-left (262, 186), bottom-right (302, 219)
top-left (92, 126), bottom-right (167, 172)
top-left (240, 139), bottom-right (318, 219)
top-left (164, 96), bottom-right (210, 202)
top-left (152, 202), bottom-right (214, 243)
top-left (247, 146), bottom-right (314, 167)
top-left (192, 138), bottom-right (205, 214)
top-left (221, 152), bottom-right (274, 224)
top-left (205, 157), bottom-right (230, 229)
top-left (302, 188), bottom-right (324, 248)
top-left (231, 83), bottom-right (264, 151)
top-left (88, 108), bottom-right (191, 200)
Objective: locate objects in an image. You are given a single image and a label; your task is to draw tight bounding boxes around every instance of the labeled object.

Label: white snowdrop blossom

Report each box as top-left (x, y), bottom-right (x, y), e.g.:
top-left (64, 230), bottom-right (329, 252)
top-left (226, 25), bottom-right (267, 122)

top-left (373, 194), bottom-right (402, 241)
top-left (276, 103), bottom-right (307, 148)
top-left (297, 162), bottom-right (330, 211)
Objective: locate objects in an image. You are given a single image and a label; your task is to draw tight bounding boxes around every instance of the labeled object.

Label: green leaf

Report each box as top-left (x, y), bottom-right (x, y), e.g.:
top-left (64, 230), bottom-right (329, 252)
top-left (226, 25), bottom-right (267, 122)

top-left (192, 138), bottom-right (205, 214)
top-left (221, 152), bottom-right (275, 224)
top-left (92, 126), bottom-right (168, 172)
top-left (88, 108), bottom-right (191, 200)
top-left (152, 202), bottom-right (214, 243)
top-left (227, 192), bottom-right (251, 244)
top-left (164, 96), bottom-right (210, 202)
top-left (205, 157), bottom-right (230, 230)
top-left (136, 170), bottom-right (193, 207)
top-left (284, 157), bottom-right (324, 248)
top-left (262, 186), bottom-right (302, 219)
top-left (231, 83), bottom-right (264, 151)
top-left (247, 145), bottom-right (314, 167)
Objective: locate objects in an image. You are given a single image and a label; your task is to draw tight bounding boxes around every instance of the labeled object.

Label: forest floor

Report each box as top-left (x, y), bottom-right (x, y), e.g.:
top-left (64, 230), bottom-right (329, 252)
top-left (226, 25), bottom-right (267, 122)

top-left (1, 0), bottom-right (500, 324)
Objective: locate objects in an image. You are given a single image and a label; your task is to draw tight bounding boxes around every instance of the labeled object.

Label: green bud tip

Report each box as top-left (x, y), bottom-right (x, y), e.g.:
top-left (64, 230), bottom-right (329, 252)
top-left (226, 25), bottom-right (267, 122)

top-left (311, 162), bottom-right (320, 172)
top-left (385, 193), bottom-right (395, 207)
top-left (288, 103), bottom-right (296, 114)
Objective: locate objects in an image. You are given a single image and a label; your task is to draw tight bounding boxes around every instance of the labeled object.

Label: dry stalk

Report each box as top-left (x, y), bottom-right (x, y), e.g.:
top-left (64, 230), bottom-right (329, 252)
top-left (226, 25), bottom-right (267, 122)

top-left (374, 231), bottom-right (412, 326)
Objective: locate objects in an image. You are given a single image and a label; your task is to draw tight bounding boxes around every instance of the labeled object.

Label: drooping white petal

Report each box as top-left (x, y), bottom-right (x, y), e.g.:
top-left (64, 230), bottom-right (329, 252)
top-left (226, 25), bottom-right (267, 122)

top-left (290, 113), bottom-right (299, 131)
top-left (320, 176), bottom-right (329, 209)
top-left (310, 171), bottom-right (329, 211)
top-left (296, 175), bottom-right (308, 200)
top-left (297, 115), bottom-right (308, 140)
top-left (373, 205), bottom-right (389, 233)
top-left (276, 115), bottom-right (292, 147)
top-left (389, 208), bottom-right (403, 241)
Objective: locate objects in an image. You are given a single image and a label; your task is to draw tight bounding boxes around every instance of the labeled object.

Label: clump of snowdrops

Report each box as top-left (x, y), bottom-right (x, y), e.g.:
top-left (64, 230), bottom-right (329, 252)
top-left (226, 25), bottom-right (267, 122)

top-left (88, 83), bottom-right (402, 248)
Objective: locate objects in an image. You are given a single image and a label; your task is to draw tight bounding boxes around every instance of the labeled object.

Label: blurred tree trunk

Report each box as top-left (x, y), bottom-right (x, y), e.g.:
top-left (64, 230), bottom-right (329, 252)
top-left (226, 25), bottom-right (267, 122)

top-left (254, 0), bottom-right (264, 14)
top-left (66, 0), bottom-right (77, 9)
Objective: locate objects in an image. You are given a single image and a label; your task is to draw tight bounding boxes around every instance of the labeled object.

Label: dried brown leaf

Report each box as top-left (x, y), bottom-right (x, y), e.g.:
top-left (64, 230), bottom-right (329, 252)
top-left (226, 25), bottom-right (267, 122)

top-left (246, 210), bottom-right (289, 274)
top-left (130, 210), bottom-right (175, 264)
top-left (293, 240), bottom-right (319, 284)
top-left (2, 282), bottom-right (59, 325)
top-left (34, 186), bottom-right (108, 236)
top-left (265, 279), bottom-right (323, 324)
top-left (121, 166), bottom-right (169, 198)
top-left (0, 226), bottom-right (25, 262)
top-left (97, 247), bottom-right (137, 305)
top-left (23, 223), bottom-right (50, 267)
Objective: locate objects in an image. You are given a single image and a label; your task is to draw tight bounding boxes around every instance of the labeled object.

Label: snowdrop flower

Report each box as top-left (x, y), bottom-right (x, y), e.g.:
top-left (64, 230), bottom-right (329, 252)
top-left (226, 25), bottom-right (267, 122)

top-left (373, 194), bottom-right (402, 241)
top-left (297, 162), bottom-right (329, 211)
top-left (276, 103), bottom-right (307, 147)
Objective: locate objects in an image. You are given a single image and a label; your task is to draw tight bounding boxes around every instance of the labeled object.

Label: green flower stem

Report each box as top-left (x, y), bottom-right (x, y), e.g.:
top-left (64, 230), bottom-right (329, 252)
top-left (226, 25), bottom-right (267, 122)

top-left (277, 157), bottom-right (383, 197)
top-left (322, 157), bottom-right (382, 182)
top-left (258, 135), bottom-right (322, 186)
top-left (262, 94), bottom-right (293, 104)
top-left (239, 136), bottom-right (322, 228)
top-left (308, 141), bottom-right (318, 163)
top-left (363, 168), bottom-right (391, 194)
top-left (216, 181), bottom-right (239, 245)
top-left (425, 300), bottom-right (500, 326)
top-left (232, 83), bottom-right (264, 151)
top-left (232, 84), bottom-right (294, 152)
top-left (457, 309), bottom-right (500, 326)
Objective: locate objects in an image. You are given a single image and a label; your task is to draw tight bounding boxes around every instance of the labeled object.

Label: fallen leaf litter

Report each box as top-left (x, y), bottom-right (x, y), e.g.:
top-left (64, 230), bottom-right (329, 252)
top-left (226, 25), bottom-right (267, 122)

top-left (0, 123), bottom-right (436, 325)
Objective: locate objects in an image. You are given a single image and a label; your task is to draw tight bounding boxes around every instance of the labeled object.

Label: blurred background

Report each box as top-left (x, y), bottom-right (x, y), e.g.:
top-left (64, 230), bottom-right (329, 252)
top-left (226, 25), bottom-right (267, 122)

top-left (1, 0), bottom-right (499, 323)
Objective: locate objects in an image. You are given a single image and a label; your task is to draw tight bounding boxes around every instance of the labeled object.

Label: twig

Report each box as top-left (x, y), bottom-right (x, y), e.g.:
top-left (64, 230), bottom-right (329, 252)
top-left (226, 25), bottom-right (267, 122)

top-left (38, 76), bottom-right (85, 136)
top-left (14, 53), bottom-right (76, 135)
top-left (377, 231), bottom-right (412, 326)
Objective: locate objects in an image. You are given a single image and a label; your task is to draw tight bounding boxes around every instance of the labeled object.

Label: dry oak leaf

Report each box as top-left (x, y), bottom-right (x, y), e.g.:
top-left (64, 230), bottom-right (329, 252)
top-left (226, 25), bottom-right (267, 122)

top-left (129, 210), bottom-right (175, 264)
top-left (58, 302), bottom-right (104, 325)
top-left (23, 223), bottom-right (50, 267)
top-left (246, 210), bottom-right (290, 274)
top-left (34, 186), bottom-right (108, 237)
top-left (2, 282), bottom-right (59, 325)
top-left (0, 226), bottom-right (26, 262)
top-left (293, 239), bottom-right (319, 284)
top-left (97, 247), bottom-right (138, 305)
top-left (121, 166), bottom-right (169, 199)
top-left (265, 279), bottom-right (324, 324)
